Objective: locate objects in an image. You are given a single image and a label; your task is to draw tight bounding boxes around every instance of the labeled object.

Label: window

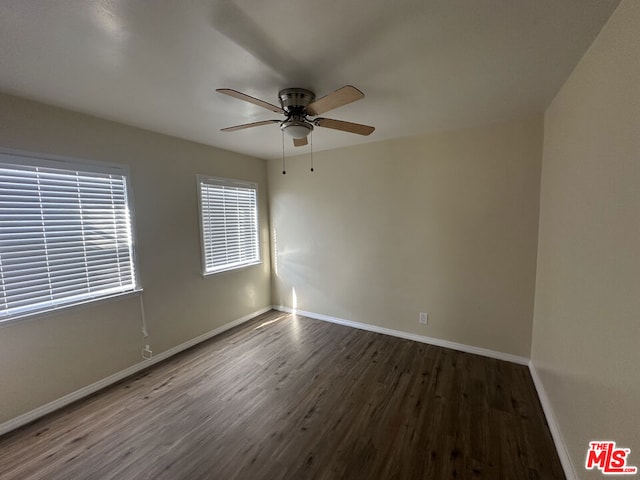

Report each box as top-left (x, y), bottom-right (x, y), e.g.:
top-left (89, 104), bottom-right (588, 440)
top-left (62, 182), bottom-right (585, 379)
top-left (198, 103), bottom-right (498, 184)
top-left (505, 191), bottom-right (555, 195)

top-left (198, 176), bottom-right (260, 275)
top-left (0, 152), bottom-right (138, 321)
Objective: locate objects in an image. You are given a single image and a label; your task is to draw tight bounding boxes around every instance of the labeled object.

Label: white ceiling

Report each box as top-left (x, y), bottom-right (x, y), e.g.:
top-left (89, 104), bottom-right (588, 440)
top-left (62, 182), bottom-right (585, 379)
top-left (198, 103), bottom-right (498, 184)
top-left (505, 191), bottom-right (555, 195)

top-left (0, 0), bottom-right (621, 160)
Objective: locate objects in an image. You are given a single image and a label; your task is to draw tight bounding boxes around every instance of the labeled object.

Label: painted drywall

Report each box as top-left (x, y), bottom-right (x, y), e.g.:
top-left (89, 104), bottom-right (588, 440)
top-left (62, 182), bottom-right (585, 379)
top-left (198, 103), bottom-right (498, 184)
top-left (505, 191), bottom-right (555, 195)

top-left (0, 93), bottom-right (271, 423)
top-left (268, 115), bottom-right (543, 358)
top-left (531, 0), bottom-right (640, 477)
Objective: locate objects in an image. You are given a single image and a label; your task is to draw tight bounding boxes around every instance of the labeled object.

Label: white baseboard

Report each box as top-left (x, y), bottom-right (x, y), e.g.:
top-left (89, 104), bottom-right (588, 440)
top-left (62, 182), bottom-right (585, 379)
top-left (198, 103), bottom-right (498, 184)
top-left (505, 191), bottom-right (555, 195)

top-left (273, 305), bottom-right (529, 366)
top-left (0, 306), bottom-right (272, 437)
top-left (528, 361), bottom-right (577, 480)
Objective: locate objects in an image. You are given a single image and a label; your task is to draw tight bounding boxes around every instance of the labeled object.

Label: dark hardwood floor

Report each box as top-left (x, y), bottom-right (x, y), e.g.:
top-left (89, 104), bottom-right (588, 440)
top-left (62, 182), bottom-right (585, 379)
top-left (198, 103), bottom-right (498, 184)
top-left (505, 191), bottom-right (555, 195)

top-left (0, 310), bottom-right (565, 479)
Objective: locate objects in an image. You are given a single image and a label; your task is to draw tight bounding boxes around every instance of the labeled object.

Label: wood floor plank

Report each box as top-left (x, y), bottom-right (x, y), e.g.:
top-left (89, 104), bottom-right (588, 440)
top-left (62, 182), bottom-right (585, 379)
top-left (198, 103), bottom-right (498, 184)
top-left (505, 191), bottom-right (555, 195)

top-left (0, 310), bottom-right (565, 479)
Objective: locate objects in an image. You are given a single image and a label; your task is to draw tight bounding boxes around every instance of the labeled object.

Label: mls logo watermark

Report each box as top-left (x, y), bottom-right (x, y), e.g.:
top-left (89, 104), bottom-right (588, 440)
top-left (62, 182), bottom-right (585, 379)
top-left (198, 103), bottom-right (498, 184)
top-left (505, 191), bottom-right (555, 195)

top-left (586, 441), bottom-right (637, 475)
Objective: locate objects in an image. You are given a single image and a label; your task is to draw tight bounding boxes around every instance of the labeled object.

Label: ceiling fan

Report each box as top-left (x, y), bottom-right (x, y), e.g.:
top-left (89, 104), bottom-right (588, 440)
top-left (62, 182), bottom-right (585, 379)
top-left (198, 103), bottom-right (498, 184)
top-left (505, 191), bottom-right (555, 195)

top-left (216, 85), bottom-right (375, 147)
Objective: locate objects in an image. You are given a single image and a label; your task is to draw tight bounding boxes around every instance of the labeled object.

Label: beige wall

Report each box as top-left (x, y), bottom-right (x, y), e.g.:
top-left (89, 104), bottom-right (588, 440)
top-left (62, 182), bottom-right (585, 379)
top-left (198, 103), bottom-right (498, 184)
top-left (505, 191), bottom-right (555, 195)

top-left (268, 115), bottom-right (543, 357)
top-left (0, 93), bottom-right (271, 423)
top-left (532, 0), bottom-right (640, 477)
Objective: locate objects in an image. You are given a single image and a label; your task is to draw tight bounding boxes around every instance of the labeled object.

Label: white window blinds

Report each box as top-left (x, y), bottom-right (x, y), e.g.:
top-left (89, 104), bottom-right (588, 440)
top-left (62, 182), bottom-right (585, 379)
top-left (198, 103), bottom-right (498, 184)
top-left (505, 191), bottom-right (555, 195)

top-left (0, 158), bottom-right (137, 320)
top-left (198, 176), bottom-right (260, 274)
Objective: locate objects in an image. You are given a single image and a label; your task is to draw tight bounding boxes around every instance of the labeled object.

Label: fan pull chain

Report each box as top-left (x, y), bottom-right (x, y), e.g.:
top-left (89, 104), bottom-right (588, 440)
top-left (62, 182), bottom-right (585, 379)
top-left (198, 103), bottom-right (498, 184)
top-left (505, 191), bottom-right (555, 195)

top-left (310, 132), bottom-right (314, 172)
top-left (281, 130), bottom-right (286, 175)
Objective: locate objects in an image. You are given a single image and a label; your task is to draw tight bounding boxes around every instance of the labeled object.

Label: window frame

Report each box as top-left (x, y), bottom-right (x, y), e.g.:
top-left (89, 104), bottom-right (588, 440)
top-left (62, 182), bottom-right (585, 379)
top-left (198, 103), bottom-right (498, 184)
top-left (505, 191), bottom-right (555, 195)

top-left (0, 148), bottom-right (142, 324)
top-left (197, 175), bottom-right (261, 276)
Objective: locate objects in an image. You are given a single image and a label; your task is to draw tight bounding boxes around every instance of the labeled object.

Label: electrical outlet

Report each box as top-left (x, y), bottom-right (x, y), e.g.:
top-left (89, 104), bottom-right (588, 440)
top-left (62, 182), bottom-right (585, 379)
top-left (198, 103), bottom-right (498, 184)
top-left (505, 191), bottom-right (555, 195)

top-left (142, 345), bottom-right (153, 359)
top-left (419, 312), bottom-right (428, 325)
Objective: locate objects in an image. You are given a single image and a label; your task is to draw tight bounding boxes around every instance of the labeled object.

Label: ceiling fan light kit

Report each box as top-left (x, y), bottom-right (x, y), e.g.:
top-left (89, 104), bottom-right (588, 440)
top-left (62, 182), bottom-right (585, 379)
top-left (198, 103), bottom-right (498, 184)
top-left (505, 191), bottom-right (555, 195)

top-left (280, 118), bottom-right (314, 139)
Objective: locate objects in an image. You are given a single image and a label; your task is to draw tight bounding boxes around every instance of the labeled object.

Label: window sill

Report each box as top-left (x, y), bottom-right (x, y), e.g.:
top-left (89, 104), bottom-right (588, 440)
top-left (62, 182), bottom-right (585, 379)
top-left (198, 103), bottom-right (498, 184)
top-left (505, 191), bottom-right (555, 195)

top-left (0, 289), bottom-right (144, 329)
top-left (202, 260), bottom-right (263, 277)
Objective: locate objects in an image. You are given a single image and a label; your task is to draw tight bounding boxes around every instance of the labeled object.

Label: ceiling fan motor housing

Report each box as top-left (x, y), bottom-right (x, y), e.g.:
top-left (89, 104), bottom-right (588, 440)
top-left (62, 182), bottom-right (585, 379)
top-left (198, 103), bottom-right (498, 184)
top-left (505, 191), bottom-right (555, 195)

top-left (278, 88), bottom-right (316, 138)
top-left (278, 88), bottom-right (315, 113)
